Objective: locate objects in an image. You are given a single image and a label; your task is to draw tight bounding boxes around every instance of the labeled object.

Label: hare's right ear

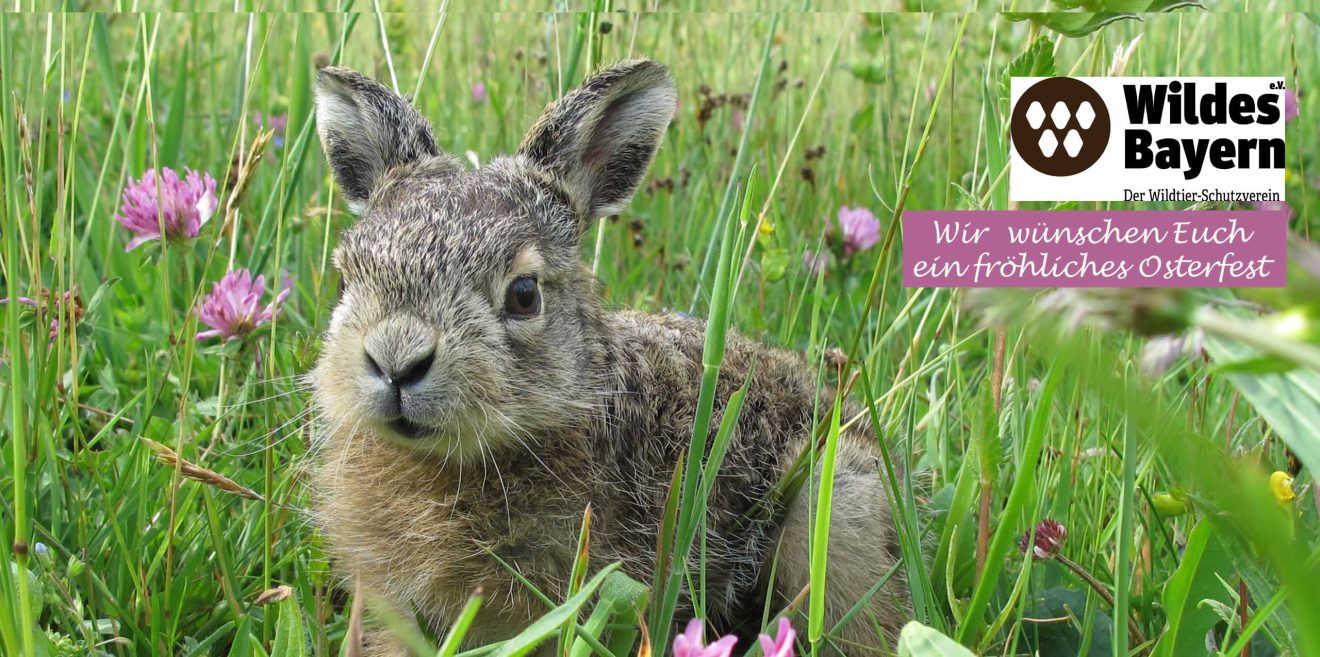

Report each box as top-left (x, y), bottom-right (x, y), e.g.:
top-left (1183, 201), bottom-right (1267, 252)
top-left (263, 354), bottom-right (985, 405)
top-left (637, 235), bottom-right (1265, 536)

top-left (518, 59), bottom-right (676, 228)
top-left (315, 67), bottom-right (440, 213)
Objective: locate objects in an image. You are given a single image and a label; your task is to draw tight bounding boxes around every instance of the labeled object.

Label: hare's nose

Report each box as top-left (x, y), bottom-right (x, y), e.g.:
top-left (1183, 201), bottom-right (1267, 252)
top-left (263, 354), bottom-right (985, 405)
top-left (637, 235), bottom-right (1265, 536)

top-left (362, 317), bottom-right (439, 392)
top-left (364, 346), bottom-right (435, 389)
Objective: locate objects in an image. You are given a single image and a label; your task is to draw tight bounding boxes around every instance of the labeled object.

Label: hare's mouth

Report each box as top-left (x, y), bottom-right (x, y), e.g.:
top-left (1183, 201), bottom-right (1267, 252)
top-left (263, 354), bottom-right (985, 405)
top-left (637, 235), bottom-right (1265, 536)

top-left (387, 417), bottom-right (435, 440)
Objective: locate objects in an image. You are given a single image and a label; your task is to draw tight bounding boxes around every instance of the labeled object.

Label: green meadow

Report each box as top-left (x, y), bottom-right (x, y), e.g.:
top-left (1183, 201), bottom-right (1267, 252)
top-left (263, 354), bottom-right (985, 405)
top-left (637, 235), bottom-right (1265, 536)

top-left (2, 3), bottom-right (1319, 656)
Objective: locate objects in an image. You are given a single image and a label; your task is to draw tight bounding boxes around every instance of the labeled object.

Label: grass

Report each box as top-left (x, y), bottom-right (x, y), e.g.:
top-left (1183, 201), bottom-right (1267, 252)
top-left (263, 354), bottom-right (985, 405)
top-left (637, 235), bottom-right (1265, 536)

top-left (2, 3), bottom-right (1320, 657)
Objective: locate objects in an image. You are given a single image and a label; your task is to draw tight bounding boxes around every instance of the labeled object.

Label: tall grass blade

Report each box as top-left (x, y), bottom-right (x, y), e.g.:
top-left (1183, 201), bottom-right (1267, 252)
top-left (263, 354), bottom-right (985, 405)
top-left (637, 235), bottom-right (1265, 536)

top-left (808, 393), bottom-right (843, 647)
top-left (491, 564), bottom-right (621, 657)
top-left (954, 366), bottom-right (1059, 646)
top-left (438, 590), bottom-right (486, 657)
top-left (648, 169), bottom-right (756, 649)
top-left (559, 504), bottom-right (593, 656)
top-left (271, 596), bottom-right (307, 657)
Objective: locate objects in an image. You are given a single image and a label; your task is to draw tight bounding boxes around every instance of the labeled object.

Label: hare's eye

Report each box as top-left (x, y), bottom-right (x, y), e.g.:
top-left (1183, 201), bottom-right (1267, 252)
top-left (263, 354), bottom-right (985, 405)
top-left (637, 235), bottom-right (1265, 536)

top-left (504, 276), bottom-right (541, 318)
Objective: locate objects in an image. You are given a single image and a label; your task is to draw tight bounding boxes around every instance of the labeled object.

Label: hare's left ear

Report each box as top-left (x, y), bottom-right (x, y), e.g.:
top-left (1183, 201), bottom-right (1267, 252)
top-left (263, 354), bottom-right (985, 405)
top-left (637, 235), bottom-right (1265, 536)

top-left (518, 59), bottom-right (676, 225)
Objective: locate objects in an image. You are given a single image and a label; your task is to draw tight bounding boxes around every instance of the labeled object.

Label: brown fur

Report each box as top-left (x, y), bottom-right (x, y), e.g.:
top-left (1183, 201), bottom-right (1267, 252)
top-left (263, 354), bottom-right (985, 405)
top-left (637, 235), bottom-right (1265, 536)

top-left (310, 60), bottom-right (908, 656)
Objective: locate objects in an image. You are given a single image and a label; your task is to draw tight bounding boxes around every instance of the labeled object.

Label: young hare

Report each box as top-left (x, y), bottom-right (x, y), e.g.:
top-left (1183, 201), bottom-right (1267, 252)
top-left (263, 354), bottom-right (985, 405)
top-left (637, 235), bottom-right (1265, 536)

top-left (310, 59), bottom-right (908, 656)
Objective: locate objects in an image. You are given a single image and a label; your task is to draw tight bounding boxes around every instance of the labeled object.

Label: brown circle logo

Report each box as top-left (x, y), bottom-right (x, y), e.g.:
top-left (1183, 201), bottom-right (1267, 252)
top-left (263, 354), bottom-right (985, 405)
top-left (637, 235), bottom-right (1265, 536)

top-left (1011, 77), bottom-right (1111, 177)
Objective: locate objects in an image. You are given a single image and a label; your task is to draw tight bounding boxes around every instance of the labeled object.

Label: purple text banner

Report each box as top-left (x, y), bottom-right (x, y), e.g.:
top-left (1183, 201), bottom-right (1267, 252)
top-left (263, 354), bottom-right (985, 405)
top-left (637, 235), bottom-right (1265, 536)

top-left (901, 210), bottom-right (1288, 288)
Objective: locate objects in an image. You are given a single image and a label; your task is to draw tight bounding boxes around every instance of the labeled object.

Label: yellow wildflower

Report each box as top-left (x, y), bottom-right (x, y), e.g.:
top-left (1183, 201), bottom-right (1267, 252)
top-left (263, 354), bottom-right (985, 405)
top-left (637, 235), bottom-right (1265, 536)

top-left (1270, 471), bottom-right (1296, 505)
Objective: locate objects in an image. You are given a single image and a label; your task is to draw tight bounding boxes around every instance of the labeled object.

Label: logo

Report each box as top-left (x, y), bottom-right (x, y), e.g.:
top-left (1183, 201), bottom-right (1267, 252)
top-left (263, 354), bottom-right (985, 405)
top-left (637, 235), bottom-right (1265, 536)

top-left (1010, 77), bottom-right (1111, 177)
top-left (1009, 77), bottom-right (1286, 203)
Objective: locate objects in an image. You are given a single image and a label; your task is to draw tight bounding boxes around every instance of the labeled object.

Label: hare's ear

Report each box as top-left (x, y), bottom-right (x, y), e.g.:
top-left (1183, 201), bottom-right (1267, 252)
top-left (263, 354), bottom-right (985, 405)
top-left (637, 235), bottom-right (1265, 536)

top-left (518, 59), bottom-right (676, 224)
top-left (315, 67), bottom-right (440, 213)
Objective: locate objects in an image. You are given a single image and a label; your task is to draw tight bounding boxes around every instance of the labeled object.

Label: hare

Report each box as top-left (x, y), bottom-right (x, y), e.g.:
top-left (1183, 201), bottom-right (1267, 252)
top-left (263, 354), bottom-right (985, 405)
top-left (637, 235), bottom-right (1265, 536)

top-left (309, 59), bottom-right (908, 656)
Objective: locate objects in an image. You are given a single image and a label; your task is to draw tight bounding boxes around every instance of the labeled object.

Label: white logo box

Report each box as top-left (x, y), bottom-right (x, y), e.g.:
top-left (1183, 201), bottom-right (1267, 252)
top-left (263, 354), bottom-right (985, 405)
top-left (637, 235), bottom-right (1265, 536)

top-left (1009, 77), bottom-right (1287, 203)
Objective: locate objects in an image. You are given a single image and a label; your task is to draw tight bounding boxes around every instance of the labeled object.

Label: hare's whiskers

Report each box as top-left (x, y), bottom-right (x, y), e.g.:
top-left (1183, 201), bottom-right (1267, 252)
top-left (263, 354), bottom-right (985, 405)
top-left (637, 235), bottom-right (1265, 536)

top-left (481, 434), bottom-right (512, 528)
top-left (223, 407), bottom-right (314, 457)
top-left (221, 386), bottom-right (308, 410)
top-left (490, 406), bottom-right (571, 490)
